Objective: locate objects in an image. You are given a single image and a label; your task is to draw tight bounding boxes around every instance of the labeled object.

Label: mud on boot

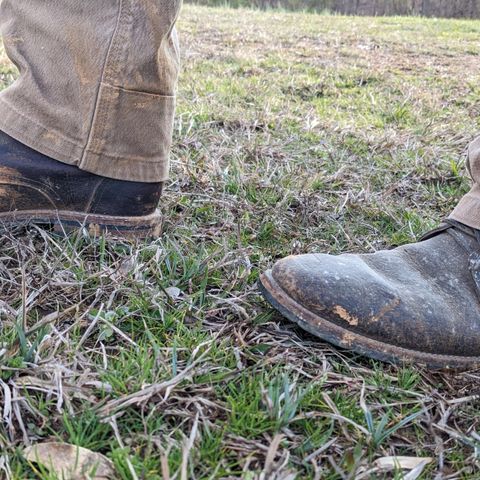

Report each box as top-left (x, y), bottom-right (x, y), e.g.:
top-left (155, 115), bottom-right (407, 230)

top-left (0, 131), bottom-right (164, 239)
top-left (260, 220), bottom-right (480, 369)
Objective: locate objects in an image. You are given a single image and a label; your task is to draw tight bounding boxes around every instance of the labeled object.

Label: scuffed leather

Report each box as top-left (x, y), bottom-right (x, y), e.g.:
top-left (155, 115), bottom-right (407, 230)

top-left (272, 226), bottom-right (480, 357)
top-left (469, 253), bottom-right (480, 300)
top-left (0, 131), bottom-right (163, 217)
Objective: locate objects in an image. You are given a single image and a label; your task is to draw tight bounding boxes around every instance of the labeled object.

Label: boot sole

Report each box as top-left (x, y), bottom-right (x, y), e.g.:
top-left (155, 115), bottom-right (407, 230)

top-left (259, 269), bottom-right (480, 370)
top-left (0, 209), bottom-right (162, 239)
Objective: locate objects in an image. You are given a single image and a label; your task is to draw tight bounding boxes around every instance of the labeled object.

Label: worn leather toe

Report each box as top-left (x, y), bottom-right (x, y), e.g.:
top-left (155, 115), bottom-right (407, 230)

top-left (261, 223), bottom-right (480, 367)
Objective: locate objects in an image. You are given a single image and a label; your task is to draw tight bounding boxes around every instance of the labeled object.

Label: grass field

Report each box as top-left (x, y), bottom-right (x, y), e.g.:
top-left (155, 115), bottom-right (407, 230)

top-left (1, 4), bottom-right (480, 479)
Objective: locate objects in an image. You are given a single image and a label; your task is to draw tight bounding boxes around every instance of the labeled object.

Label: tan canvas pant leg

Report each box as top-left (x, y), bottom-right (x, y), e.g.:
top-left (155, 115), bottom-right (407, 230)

top-left (450, 136), bottom-right (480, 229)
top-left (0, 0), bottom-right (181, 183)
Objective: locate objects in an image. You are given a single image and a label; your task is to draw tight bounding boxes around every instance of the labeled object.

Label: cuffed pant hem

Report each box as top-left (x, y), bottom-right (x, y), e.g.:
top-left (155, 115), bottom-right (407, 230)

top-left (0, 98), bottom-right (169, 183)
top-left (79, 151), bottom-right (169, 183)
top-left (449, 185), bottom-right (480, 230)
top-left (0, 97), bottom-right (84, 167)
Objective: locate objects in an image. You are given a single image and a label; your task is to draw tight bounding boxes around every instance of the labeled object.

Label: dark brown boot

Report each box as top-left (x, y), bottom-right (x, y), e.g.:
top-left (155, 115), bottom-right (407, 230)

top-left (259, 220), bottom-right (480, 369)
top-left (0, 130), bottom-right (163, 238)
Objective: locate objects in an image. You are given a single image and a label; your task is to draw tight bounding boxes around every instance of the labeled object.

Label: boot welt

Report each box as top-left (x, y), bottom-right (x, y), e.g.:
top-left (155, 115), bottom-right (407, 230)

top-left (0, 209), bottom-right (162, 239)
top-left (259, 269), bottom-right (480, 370)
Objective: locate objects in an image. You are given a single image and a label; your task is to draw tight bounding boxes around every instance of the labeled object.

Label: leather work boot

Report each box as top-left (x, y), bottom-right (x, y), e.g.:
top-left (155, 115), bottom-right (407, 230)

top-left (259, 220), bottom-right (480, 369)
top-left (0, 130), bottom-right (163, 238)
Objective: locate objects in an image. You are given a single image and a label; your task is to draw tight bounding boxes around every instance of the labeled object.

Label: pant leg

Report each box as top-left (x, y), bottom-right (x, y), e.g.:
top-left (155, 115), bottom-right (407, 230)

top-left (450, 136), bottom-right (480, 229)
top-left (0, 0), bottom-right (181, 183)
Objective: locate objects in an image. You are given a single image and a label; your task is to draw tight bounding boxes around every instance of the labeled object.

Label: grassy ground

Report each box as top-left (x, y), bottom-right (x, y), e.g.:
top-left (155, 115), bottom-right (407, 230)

top-left (1, 5), bottom-right (480, 479)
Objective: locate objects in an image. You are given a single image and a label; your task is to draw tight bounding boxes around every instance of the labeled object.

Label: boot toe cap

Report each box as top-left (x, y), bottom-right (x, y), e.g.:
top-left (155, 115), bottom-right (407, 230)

top-left (269, 252), bottom-right (480, 358)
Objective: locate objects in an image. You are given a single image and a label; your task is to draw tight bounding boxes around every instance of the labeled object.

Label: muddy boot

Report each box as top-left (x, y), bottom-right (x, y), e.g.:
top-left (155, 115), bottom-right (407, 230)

top-left (259, 220), bottom-right (480, 369)
top-left (0, 130), bottom-right (163, 238)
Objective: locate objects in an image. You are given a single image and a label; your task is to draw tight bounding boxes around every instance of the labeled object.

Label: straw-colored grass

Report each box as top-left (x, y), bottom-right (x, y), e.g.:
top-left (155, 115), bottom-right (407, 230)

top-left (0, 5), bottom-right (479, 478)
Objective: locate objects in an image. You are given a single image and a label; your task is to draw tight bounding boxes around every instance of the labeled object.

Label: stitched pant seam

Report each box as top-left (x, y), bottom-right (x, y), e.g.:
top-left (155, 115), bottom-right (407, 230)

top-left (80, 0), bottom-right (125, 165)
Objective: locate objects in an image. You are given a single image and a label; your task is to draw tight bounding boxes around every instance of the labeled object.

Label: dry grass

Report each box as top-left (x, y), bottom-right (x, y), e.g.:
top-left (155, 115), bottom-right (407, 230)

top-left (0, 5), bottom-right (480, 479)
